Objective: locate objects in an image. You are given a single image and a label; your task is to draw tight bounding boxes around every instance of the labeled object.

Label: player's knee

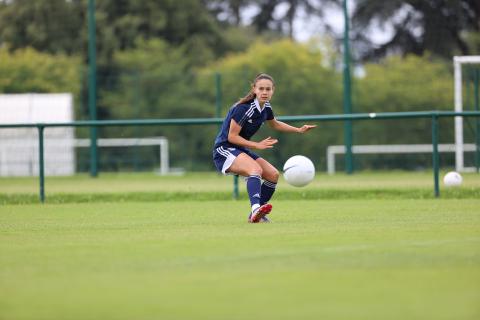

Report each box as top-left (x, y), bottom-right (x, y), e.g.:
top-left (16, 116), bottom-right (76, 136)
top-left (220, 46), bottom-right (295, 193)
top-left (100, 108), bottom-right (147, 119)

top-left (249, 164), bottom-right (263, 177)
top-left (271, 169), bottom-right (280, 182)
top-left (264, 168), bottom-right (279, 182)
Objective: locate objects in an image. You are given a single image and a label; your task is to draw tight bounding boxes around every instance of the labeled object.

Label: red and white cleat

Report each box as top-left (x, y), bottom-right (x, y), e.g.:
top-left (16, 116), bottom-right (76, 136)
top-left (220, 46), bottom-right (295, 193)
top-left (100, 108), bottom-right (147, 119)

top-left (249, 203), bottom-right (272, 223)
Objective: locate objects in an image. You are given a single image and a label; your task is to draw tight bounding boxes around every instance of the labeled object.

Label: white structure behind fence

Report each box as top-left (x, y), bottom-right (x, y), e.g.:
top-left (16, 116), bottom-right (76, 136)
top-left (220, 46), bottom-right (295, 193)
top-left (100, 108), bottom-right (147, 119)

top-left (0, 94), bottom-right (74, 176)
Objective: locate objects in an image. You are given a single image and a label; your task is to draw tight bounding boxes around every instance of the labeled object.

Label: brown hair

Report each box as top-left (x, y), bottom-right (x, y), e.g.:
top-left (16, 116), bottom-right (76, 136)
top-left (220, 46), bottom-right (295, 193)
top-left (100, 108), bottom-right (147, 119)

top-left (236, 73), bottom-right (275, 105)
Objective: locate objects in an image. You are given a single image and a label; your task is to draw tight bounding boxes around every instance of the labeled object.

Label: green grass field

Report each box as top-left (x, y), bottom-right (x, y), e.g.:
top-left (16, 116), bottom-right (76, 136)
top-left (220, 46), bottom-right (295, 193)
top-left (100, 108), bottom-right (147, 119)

top-left (1, 172), bottom-right (479, 319)
top-left (1, 171), bottom-right (480, 204)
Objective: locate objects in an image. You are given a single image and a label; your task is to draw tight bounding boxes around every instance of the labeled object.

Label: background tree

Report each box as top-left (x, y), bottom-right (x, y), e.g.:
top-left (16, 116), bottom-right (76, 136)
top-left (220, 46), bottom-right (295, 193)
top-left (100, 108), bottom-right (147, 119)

top-left (281, 0), bottom-right (330, 39)
top-left (206, 0), bottom-right (338, 39)
top-left (96, 39), bottom-right (216, 170)
top-left (352, 54), bottom-right (455, 169)
top-left (0, 0), bottom-right (84, 54)
top-left (94, 0), bottom-right (229, 63)
top-left (0, 46), bottom-right (80, 94)
top-left (351, 0), bottom-right (480, 61)
top-left (205, 0), bottom-right (252, 26)
top-left (0, 0), bottom-right (251, 72)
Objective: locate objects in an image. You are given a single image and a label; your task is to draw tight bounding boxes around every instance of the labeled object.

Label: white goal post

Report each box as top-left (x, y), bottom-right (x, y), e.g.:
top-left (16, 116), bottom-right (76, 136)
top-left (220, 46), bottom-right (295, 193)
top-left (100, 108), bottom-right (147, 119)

top-left (0, 136), bottom-right (170, 176)
top-left (75, 137), bottom-right (170, 175)
top-left (327, 144), bottom-right (477, 174)
top-left (453, 55), bottom-right (480, 172)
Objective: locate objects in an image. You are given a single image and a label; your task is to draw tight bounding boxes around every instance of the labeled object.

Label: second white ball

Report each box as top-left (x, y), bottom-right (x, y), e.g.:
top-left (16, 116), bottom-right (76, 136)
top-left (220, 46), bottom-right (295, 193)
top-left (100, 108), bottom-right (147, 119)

top-left (443, 171), bottom-right (462, 187)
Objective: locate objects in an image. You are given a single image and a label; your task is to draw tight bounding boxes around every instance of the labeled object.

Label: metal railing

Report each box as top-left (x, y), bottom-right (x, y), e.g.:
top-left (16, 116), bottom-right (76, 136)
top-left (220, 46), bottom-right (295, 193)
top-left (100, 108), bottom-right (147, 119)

top-left (1, 110), bottom-right (479, 202)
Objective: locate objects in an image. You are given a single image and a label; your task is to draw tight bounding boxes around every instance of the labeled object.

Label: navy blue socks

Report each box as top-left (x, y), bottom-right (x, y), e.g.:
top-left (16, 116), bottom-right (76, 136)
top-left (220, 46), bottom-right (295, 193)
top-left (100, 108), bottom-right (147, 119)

top-left (246, 175), bottom-right (278, 213)
top-left (260, 179), bottom-right (277, 205)
top-left (246, 174), bottom-right (262, 213)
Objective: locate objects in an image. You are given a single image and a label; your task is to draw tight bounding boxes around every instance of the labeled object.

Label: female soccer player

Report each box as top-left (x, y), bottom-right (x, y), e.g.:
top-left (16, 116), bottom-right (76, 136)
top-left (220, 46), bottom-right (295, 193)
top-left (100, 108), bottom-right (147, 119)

top-left (212, 73), bottom-right (316, 223)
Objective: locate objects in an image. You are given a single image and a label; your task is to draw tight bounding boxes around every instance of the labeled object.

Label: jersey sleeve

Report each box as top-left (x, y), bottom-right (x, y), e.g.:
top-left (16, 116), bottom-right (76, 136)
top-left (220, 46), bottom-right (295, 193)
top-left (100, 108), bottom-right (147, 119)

top-left (230, 104), bottom-right (250, 127)
top-left (266, 106), bottom-right (275, 120)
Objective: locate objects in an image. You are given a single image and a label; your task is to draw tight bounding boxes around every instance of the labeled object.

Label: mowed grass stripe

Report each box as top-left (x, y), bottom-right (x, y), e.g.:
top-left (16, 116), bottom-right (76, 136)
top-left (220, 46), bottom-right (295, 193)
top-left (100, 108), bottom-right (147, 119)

top-left (2, 187), bottom-right (480, 205)
top-left (1, 171), bottom-right (479, 204)
top-left (1, 200), bottom-right (479, 320)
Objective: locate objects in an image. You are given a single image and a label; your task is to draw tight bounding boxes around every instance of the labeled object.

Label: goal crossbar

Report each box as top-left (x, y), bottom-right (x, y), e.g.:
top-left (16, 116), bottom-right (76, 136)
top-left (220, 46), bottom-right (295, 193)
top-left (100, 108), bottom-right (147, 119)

top-left (327, 143), bottom-right (477, 174)
top-left (0, 137), bottom-right (170, 176)
top-left (74, 137), bottom-right (170, 175)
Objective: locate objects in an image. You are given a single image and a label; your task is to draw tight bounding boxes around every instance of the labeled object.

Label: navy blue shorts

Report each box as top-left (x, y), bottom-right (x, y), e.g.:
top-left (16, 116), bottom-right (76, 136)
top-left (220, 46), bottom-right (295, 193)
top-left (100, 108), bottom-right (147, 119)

top-left (213, 145), bottom-right (260, 175)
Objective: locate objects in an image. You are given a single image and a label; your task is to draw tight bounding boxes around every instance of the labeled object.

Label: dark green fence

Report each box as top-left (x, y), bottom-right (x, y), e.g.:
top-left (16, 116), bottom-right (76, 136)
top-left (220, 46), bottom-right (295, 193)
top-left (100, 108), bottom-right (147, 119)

top-left (1, 110), bottom-right (479, 202)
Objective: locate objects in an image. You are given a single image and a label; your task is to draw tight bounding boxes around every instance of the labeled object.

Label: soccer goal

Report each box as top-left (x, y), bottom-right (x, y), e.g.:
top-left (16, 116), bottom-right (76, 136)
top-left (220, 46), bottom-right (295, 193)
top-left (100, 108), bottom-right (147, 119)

top-left (453, 55), bottom-right (480, 172)
top-left (74, 137), bottom-right (170, 175)
top-left (0, 136), bottom-right (170, 177)
top-left (327, 144), bottom-right (477, 174)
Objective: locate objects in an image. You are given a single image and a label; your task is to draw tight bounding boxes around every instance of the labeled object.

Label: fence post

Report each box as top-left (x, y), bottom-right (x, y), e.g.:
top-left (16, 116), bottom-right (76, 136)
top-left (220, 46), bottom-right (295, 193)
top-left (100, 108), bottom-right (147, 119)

top-left (233, 175), bottom-right (239, 199)
top-left (431, 115), bottom-right (440, 198)
top-left (38, 125), bottom-right (45, 203)
top-left (88, 0), bottom-right (98, 177)
top-left (342, 0), bottom-right (354, 174)
top-left (474, 69), bottom-right (479, 172)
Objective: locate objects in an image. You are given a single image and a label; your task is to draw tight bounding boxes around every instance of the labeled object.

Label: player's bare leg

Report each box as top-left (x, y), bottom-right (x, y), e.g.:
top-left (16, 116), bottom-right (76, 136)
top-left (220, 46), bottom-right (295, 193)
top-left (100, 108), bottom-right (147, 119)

top-left (227, 153), bottom-right (266, 221)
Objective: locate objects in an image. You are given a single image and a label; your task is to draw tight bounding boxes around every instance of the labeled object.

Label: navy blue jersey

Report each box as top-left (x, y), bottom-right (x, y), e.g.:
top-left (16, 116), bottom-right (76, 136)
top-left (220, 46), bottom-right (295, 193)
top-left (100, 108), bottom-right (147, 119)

top-left (214, 99), bottom-right (275, 149)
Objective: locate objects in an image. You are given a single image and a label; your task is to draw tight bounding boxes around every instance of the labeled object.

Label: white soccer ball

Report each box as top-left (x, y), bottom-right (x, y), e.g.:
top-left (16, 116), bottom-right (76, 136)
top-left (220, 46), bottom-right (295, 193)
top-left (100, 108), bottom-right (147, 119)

top-left (283, 155), bottom-right (315, 187)
top-left (443, 171), bottom-right (463, 187)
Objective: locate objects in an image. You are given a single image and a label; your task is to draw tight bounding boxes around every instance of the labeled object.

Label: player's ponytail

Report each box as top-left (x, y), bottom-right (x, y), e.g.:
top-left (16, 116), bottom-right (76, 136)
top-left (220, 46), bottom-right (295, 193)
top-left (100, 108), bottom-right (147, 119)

top-left (236, 73), bottom-right (275, 105)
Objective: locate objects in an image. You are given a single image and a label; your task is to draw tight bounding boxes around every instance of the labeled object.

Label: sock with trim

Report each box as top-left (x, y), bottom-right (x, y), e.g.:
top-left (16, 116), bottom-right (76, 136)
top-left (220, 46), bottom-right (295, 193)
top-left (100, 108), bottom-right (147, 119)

top-left (246, 174), bottom-right (262, 213)
top-left (260, 179), bottom-right (277, 205)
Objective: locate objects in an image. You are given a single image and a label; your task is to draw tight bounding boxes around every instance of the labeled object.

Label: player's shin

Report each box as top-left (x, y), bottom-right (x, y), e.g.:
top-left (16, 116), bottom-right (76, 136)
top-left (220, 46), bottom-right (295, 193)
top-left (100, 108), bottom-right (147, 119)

top-left (260, 179), bottom-right (277, 205)
top-left (246, 174), bottom-right (262, 213)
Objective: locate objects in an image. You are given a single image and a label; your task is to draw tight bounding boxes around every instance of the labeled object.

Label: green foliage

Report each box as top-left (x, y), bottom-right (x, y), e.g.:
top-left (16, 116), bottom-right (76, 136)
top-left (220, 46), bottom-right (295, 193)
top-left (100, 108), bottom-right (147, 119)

top-left (352, 55), bottom-right (454, 149)
top-left (95, 39), bottom-right (217, 170)
top-left (0, 46), bottom-right (80, 94)
top-left (0, 0), bottom-right (236, 63)
top-left (101, 39), bottom-right (192, 118)
top-left (0, 0), bottom-right (83, 54)
top-left (463, 31), bottom-right (480, 55)
top-left (93, 0), bottom-right (229, 65)
top-left (220, 39), bottom-right (341, 113)
top-left (356, 55), bottom-right (453, 112)
top-left (1, 0), bottom-right (478, 63)
top-left (352, 0), bottom-right (480, 60)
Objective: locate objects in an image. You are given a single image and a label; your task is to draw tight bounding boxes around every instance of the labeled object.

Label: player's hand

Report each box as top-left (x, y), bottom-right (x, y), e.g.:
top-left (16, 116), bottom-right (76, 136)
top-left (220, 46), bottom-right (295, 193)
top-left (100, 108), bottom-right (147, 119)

top-left (298, 125), bottom-right (317, 133)
top-left (256, 136), bottom-right (278, 149)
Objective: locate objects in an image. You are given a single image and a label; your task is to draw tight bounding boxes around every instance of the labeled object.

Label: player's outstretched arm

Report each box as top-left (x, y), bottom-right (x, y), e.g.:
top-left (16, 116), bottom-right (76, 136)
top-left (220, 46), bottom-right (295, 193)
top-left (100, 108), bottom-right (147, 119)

top-left (268, 119), bottom-right (316, 133)
top-left (297, 124), bottom-right (317, 133)
top-left (228, 119), bottom-right (278, 150)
